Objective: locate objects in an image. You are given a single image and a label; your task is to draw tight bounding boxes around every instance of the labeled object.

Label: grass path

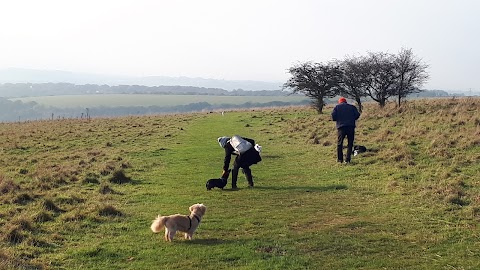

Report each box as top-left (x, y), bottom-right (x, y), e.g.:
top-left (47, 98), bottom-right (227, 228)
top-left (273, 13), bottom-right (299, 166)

top-left (111, 108), bottom-right (479, 269)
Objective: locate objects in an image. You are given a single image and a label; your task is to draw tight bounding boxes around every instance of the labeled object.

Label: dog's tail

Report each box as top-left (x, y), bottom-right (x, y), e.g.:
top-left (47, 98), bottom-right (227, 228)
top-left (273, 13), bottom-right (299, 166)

top-left (150, 215), bottom-right (167, 233)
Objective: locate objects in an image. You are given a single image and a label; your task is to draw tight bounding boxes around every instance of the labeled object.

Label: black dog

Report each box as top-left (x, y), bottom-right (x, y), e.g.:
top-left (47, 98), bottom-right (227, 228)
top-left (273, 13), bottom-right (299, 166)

top-left (353, 145), bottom-right (367, 156)
top-left (206, 169), bottom-right (231, 190)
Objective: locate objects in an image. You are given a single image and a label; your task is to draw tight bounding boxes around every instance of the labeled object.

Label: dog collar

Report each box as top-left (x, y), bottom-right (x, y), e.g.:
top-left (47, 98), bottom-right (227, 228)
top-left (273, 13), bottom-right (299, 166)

top-left (193, 214), bottom-right (201, 223)
top-left (187, 215), bottom-right (201, 230)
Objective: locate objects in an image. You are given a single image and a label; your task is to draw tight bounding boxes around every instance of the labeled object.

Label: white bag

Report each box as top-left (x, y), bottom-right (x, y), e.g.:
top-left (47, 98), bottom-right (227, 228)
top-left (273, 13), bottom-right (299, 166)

top-left (230, 135), bottom-right (252, 154)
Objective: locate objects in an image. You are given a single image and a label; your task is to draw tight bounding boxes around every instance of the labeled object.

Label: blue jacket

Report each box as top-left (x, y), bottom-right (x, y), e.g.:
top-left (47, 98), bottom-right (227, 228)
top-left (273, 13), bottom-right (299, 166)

top-left (331, 102), bottom-right (360, 129)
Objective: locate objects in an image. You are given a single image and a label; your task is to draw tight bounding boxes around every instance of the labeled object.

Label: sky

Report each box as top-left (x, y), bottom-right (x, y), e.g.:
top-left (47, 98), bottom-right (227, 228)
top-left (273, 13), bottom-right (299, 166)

top-left (0, 0), bottom-right (479, 91)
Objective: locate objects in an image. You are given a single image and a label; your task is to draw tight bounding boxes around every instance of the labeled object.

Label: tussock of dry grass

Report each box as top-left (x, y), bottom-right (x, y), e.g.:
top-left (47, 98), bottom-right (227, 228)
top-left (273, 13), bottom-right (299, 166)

top-left (0, 176), bottom-right (20, 194)
top-left (98, 205), bottom-right (123, 217)
top-left (108, 169), bottom-right (132, 184)
top-left (33, 211), bottom-right (54, 223)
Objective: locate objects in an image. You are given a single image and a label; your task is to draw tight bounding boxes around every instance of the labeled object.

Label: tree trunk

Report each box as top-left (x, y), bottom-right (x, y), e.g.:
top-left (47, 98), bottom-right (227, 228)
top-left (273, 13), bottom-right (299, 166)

top-left (355, 98), bottom-right (363, 113)
top-left (313, 97), bottom-right (324, 113)
top-left (379, 99), bottom-right (386, 107)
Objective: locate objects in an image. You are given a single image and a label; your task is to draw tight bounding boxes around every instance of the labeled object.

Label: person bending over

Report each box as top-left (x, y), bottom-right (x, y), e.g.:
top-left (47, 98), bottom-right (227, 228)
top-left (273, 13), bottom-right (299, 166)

top-left (217, 135), bottom-right (262, 189)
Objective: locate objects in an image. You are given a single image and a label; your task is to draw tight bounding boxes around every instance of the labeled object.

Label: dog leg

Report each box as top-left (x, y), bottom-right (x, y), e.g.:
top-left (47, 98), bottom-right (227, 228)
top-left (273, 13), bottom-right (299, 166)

top-left (167, 230), bottom-right (176, 242)
top-left (206, 183), bottom-right (211, 190)
top-left (185, 233), bottom-right (193, 240)
top-left (164, 229), bottom-right (169, 241)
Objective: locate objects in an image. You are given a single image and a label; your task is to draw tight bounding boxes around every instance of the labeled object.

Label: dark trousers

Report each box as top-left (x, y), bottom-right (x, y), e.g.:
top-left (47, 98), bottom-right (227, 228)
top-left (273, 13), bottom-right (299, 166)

top-left (337, 126), bottom-right (355, 162)
top-left (232, 157), bottom-right (253, 187)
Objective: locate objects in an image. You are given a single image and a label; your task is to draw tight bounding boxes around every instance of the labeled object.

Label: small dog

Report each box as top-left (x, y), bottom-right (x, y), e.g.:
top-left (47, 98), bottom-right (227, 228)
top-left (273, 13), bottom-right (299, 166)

top-left (205, 169), bottom-right (230, 190)
top-left (353, 145), bottom-right (367, 156)
top-left (151, 203), bottom-right (207, 242)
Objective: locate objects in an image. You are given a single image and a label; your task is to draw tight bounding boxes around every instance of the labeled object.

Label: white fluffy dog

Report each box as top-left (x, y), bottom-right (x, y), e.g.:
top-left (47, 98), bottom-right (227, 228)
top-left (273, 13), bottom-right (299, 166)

top-left (150, 203), bottom-right (207, 242)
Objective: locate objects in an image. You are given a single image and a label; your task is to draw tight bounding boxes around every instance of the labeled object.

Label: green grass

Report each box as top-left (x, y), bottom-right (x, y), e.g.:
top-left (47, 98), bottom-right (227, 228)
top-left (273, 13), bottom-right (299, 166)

top-left (1, 98), bottom-right (479, 269)
top-left (10, 94), bottom-right (308, 108)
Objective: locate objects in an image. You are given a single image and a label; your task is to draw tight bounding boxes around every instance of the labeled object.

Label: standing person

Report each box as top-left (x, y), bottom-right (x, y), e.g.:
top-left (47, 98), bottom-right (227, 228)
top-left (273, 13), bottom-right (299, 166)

top-left (331, 97), bottom-right (360, 163)
top-left (217, 135), bottom-right (262, 189)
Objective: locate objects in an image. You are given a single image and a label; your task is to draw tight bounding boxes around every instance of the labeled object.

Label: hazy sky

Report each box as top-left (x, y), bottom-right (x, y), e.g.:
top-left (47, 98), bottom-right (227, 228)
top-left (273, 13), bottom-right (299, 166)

top-left (1, 0), bottom-right (478, 91)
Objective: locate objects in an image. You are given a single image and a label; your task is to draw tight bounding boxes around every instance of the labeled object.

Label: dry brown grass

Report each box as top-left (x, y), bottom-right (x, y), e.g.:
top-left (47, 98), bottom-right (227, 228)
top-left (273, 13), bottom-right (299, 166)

top-left (288, 97), bottom-right (480, 208)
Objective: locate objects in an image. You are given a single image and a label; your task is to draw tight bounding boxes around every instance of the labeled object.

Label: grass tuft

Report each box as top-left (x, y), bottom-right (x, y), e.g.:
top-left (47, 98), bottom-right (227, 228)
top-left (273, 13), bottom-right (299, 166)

top-left (108, 169), bottom-right (131, 184)
top-left (0, 177), bottom-right (20, 194)
top-left (33, 211), bottom-right (54, 223)
top-left (42, 199), bottom-right (64, 213)
top-left (13, 216), bottom-right (35, 232)
top-left (98, 205), bottom-right (123, 217)
top-left (13, 192), bottom-right (34, 205)
top-left (3, 225), bottom-right (25, 244)
top-left (99, 184), bottom-right (116, 194)
top-left (83, 172), bottom-right (100, 184)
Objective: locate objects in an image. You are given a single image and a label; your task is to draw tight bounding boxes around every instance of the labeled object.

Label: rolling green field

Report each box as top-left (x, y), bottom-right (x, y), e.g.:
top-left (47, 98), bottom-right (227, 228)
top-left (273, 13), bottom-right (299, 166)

top-left (1, 98), bottom-right (479, 269)
top-left (10, 94), bottom-right (309, 108)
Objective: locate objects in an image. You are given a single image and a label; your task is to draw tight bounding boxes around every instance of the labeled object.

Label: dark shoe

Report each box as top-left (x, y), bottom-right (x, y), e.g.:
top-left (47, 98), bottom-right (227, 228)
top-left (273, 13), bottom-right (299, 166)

top-left (248, 182), bottom-right (254, 188)
top-left (337, 160), bottom-right (343, 163)
top-left (231, 185), bottom-right (238, 190)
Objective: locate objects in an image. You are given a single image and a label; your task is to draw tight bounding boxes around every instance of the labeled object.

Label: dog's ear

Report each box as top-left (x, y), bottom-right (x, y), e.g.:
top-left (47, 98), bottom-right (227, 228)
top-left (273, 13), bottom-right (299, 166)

top-left (190, 203), bottom-right (201, 212)
top-left (191, 204), bottom-right (206, 214)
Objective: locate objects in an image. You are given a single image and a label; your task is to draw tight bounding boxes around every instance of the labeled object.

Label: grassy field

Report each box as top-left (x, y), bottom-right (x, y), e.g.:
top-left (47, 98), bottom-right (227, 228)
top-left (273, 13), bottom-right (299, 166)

top-left (0, 98), bottom-right (479, 269)
top-left (10, 94), bottom-right (309, 108)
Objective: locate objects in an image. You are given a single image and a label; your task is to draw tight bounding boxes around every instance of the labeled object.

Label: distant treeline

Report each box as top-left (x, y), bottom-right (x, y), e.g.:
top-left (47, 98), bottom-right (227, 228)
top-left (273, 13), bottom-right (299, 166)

top-left (0, 97), bottom-right (310, 122)
top-left (0, 83), bottom-right (288, 98)
top-left (0, 82), bottom-right (460, 99)
top-left (0, 82), bottom-right (455, 122)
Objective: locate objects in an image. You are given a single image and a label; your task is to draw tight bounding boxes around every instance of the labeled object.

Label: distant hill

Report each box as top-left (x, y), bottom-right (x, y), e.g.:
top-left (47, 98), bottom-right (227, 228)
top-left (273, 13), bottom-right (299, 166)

top-left (1, 68), bottom-right (476, 97)
top-left (0, 82), bottom-right (291, 98)
top-left (0, 68), bottom-right (283, 91)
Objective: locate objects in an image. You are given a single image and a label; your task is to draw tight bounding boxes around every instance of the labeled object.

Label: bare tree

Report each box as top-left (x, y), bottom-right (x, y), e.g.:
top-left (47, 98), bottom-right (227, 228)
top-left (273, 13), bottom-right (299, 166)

top-left (393, 48), bottom-right (429, 106)
top-left (338, 55), bottom-right (370, 113)
top-left (283, 61), bottom-right (343, 113)
top-left (365, 52), bottom-right (397, 107)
